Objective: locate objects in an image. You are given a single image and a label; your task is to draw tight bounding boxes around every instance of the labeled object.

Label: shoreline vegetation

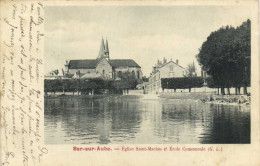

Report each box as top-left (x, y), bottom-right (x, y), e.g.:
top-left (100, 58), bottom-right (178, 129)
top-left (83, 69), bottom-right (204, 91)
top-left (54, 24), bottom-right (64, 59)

top-left (44, 93), bottom-right (250, 106)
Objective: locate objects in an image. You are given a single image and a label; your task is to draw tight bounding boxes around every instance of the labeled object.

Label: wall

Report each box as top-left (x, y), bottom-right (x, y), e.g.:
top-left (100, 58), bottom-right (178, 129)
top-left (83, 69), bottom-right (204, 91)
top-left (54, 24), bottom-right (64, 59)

top-left (96, 58), bottom-right (113, 79)
top-left (147, 71), bottom-right (161, 93)
top-left (159, 62), bottom-right (185, 78)
top-left (68, 68), bottom-right (96, 75)
top-left (124, 89), bottom-right (144, 95)
top-left (114, 67), bottom-right (142, 79)
top-left (147, 61), bottom-right (185, 94)
top-left (160, 92), bottom-right (215, 100)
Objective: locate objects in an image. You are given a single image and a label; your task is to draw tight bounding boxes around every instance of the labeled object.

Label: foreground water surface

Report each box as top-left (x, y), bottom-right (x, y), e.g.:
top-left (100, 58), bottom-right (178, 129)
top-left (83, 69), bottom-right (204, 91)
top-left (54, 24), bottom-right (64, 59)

top-left (44, 95), bottom-right (250, 144)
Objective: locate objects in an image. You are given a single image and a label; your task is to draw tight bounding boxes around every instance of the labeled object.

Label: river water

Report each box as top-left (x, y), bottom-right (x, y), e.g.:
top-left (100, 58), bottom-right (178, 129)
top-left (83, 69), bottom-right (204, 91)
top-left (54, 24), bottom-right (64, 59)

top-left (44, 95), bottom-right (250, 144)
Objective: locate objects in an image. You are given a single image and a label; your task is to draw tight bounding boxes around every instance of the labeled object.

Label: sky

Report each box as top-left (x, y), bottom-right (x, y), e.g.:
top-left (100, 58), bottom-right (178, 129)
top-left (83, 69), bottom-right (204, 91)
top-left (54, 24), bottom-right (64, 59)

top-left (45, 5), bottom-right (251, 77)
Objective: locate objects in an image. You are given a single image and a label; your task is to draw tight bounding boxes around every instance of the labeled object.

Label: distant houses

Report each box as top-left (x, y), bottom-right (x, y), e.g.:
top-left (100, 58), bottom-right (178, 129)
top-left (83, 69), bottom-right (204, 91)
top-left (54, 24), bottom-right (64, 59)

top-left (44, 69), bottom-right (66, 80)
top-left (146, 58), bottom-right (185, 94)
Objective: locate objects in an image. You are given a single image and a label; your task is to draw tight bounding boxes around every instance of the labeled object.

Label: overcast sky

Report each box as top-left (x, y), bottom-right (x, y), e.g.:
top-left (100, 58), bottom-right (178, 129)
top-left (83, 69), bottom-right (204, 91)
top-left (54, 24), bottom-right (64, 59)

top-left (45, 5), bottom-right (251, 76)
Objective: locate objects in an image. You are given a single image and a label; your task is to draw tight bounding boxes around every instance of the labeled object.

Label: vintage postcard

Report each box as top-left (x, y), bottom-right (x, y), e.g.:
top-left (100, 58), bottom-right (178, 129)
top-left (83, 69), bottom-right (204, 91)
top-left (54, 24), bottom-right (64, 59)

top-left (1, 0), bottom-right (259, 166)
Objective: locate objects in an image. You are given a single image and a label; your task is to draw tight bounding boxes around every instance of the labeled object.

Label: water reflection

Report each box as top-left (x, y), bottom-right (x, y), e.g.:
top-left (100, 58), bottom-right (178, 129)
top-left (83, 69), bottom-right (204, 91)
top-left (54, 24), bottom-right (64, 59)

top-left (44, 96), bottom-right (250, 144)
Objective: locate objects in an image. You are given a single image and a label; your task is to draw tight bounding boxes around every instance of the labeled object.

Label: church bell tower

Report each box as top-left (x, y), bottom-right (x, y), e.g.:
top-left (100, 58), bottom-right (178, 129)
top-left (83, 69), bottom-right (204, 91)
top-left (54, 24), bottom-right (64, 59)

top-left (97, 37), bottom-right (110, 60)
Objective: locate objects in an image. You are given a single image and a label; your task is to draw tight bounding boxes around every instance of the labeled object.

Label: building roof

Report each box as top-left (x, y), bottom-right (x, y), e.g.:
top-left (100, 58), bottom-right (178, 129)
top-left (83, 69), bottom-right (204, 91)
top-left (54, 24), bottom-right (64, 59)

top-left (97, 38), bottom-right (109, 59)
top-left (105, 39), bottom-right (109, 54)
top-left (97, 38), bottom-right (105, 59)
top-left (149, 60), bottom-right (185, 78)
top-left (159, 60), bottom-right (185, 69)
top-left (68, 59), bottom-right (99, 69)
top-left (68, 59), bottom-right (141, 69)
top-left (109, 59), bottom-right (141, 68)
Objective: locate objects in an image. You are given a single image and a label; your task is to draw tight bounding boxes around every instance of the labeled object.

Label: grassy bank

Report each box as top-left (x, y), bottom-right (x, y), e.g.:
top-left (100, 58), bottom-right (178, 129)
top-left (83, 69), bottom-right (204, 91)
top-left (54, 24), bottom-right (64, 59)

top-left (45, 94), bottom-right (118, 99)
top-left (44, 94), bottom-right (143, 100)
top-left (159, 93), bottom-right (250, 105)
top-left (159, 92), bottom-right (214, 100)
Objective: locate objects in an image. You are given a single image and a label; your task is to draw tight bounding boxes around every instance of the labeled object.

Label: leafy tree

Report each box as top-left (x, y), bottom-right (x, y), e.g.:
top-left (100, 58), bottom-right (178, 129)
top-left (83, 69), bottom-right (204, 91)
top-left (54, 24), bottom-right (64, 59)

top-left (185, 62), bottom-right (197, 77)
top-left (44, 71), bottom-right (140, 95)
top-left (233, 19), bottom-right (251, 94)
top-left (161, 77), bottom-right (204, 92)
top-left (197, 20), bottom-right (250, 95)
top-left (116, 71), bottom-right (138, 89)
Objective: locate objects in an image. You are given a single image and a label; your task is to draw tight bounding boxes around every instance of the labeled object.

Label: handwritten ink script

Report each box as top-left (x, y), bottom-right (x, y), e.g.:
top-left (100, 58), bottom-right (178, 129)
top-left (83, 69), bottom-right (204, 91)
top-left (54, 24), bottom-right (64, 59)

top-left (1, 2), bottom-right (46, 166)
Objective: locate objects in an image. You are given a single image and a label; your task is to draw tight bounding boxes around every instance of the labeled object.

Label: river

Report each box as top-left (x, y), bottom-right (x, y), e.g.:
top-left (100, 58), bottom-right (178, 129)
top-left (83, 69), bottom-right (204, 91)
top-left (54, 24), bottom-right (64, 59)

top-left (44, 95), bottom-right (250, 144)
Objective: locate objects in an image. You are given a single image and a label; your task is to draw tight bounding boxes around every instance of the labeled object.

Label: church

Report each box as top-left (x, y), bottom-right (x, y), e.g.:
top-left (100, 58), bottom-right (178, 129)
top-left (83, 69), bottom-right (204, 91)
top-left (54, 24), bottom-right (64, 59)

top-left (64, 38), bottom-right (142, 80)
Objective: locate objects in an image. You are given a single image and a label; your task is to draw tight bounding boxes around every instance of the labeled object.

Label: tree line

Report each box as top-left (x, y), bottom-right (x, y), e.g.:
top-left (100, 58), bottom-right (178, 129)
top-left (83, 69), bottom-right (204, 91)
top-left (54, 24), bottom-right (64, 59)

top-left (45, 71), bottom-right (139, 95)
top-left (197, 19), bottom-right (250, 95)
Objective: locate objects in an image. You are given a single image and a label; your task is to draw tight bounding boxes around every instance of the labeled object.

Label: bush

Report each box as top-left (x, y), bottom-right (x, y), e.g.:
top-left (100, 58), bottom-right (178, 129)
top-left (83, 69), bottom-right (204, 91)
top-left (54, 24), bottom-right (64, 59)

top-left (161, 77), bottom-right (204, 90)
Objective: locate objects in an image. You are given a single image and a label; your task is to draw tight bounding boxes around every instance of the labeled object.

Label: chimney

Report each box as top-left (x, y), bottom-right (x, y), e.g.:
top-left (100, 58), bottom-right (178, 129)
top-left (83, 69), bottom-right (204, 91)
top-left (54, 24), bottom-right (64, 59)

top-left (176, 59), bottom-right (179, 65)
top-left (158, 60), bottom-right (162, 66)
top-left (163, 57), bottom-right (167, 64)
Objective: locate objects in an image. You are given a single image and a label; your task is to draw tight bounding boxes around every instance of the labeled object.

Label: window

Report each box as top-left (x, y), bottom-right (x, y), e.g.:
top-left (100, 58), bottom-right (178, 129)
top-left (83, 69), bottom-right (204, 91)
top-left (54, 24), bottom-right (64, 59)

top-left (137, 71), bottom-right (140, 79)
top-left (117, 71), bottom-right (122, 78)
top-left (170, 65), bottom-right (173, 71)
top-left (132, 70), bottom-right (135, 76)
top-left (103, 70), bottom-right (105, 75)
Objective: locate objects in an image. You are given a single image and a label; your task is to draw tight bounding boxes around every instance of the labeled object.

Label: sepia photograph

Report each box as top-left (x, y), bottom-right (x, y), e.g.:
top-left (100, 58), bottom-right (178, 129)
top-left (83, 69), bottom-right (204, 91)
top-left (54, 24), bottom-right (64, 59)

top-left (44, 6), bottom-right (251, 145)
top-left (1, 0), bottom-right (260, 165)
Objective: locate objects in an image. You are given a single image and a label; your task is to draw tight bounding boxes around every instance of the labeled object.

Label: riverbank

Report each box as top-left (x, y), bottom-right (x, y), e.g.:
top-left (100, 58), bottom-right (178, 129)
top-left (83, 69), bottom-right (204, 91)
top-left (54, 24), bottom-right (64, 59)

top-left (202, 94), bottom-right (250, 106)
top-left (45, 94), bottom-right (116, 99)
top-left (44, 94), bottom-right (142, 100)
top-left (159, 92), bottom-right (214, 100)
top-left (45, 93), bottom-right (250, 106)
top-left (158, 92), bottom-right (250, 106)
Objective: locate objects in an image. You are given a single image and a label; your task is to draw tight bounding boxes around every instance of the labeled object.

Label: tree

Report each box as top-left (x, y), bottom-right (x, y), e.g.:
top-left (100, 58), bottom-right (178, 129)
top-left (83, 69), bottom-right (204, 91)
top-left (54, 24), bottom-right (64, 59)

top-left (116, 71), bottom-right (138, 89)
top-left (233, 20), bottom-right (251, 94)
top-left (185, 62), bottom-right (197, 77)
top-left (161, 77), bottom-right (204, 92)
top-left (197, 20), bottom-right (251, 95)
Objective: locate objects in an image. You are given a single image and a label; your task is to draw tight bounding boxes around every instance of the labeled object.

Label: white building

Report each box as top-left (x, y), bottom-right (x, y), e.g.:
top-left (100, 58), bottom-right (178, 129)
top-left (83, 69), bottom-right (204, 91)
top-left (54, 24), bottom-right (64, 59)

top-left (146, 58), bottom-right (185, 94)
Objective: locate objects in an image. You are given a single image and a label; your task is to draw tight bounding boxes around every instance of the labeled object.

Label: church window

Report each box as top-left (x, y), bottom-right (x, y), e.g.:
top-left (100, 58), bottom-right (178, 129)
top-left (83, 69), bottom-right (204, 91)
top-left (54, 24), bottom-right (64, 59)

top-left (132, 70), bottom-right (135, 77)
top-left (137, 71), bottom-right (140, 79)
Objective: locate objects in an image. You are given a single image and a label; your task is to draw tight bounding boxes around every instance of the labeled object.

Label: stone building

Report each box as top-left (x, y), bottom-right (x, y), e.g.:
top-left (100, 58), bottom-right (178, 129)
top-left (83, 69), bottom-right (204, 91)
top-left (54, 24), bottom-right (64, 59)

top-left (146, 58), bottom-right (185, 94)
top-left (45, 69), bottom-right (66, 80)
top-left (64, 38), bottom-right (142, 80)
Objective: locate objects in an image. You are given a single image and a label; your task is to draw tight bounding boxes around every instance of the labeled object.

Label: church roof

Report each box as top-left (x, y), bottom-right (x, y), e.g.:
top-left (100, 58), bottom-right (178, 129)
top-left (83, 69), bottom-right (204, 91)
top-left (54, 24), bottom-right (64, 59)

top-left (109, 59), bottom-right (141, 68)
top-left (159, 60), bottom-right (185, 69)
top-left (105, 39), bottom-right (109, 54)
top-left (97, 38), bottom-right (105, 59)
top-left (68, 59), bottom-right (99, 69)
top-left (68, 59), bottom-right (141, 69)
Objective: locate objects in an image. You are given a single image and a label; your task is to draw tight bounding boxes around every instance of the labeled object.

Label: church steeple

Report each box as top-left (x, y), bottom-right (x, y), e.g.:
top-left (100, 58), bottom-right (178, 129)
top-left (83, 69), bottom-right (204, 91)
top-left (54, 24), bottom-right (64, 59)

top-left (104, 39), bottom-right (109, 57)
top-left (97, 37), bottom-right (105, 59)
top-left (97, 37), bottom-right (109, 60)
